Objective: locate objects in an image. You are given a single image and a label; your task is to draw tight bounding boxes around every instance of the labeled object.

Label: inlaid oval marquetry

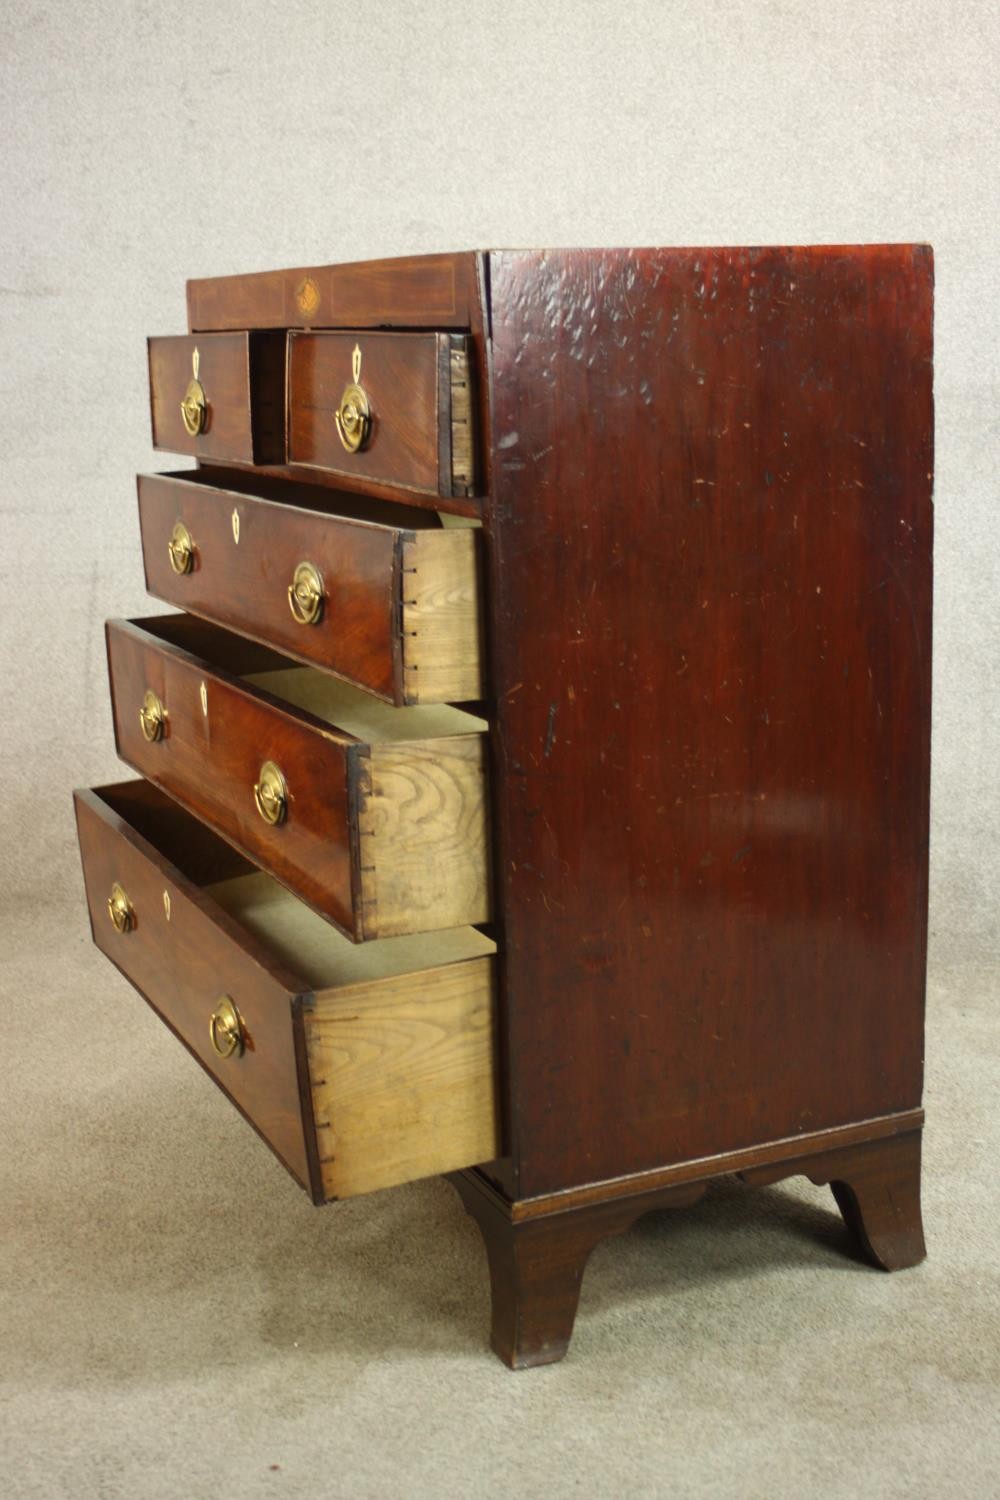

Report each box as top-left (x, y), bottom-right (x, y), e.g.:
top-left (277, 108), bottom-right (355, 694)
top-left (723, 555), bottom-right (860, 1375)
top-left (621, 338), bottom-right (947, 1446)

top-left (295, 276), bottom-right (321, 317)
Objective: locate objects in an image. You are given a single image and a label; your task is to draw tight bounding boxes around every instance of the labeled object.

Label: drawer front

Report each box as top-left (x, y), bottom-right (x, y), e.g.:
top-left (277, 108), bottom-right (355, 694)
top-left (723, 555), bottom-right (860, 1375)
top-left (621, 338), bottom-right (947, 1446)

top-left (148, 332), bottom-right (285, 463)
top-left (75, 781), bottom-right (499, 1202)
top-left (287, 331), bottom-right (475, 497)
top-left (137, 473), bottom-right (484, 704)
top-left (106, 618), bottom-right (491, 940)
top-left (74, 786), bottom-right (319, 1195)
top-left (138, 472), bottom-right (399, 700)
top-left (106, 619), bottom-right (357, 934)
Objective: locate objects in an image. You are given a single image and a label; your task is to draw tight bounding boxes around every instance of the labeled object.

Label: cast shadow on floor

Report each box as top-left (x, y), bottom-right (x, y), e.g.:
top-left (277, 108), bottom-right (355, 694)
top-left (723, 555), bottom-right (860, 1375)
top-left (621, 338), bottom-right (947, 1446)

top-left (11, 1072), bottom-right (892, 1388)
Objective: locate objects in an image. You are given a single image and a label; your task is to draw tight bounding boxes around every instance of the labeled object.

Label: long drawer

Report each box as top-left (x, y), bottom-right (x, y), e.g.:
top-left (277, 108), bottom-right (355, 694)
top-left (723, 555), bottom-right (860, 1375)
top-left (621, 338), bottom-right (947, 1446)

top-left (106, 615), bottom-right (491, 941)
top-left (75, 781), bottom-right (498, 1201)
top-left (138, 470), bottom-right (483, 704)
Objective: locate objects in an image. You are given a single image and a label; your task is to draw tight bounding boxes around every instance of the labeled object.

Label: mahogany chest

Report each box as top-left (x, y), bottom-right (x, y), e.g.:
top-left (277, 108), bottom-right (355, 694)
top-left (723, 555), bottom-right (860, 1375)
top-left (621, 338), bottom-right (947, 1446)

top-left (76, 246), bottom-right (933, 1365)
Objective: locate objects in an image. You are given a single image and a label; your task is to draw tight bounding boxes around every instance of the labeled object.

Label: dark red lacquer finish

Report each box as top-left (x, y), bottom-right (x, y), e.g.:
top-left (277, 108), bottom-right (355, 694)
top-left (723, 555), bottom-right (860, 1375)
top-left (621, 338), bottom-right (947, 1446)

top-left (105, 616), bottom-right (359, 935)
top-left (286, 330), bottom-right (466, 497)
top-left (137, 471), bottom-right (404, 701)
top-left (147, 332), bottom-right (285, 464)
top-left (484, 247), bottom-right (933, 1198)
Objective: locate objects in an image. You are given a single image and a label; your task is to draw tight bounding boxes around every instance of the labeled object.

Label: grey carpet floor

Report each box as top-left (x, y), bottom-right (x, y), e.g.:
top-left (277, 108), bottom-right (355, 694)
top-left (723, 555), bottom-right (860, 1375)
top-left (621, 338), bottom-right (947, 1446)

top-left (2, 902), bottom-right (997, 1500)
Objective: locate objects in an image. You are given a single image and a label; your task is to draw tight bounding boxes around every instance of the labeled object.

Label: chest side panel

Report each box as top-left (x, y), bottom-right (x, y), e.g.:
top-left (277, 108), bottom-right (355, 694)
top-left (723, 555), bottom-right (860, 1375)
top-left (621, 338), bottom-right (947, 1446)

top-left (486, 246), bottom-right (934, 1197)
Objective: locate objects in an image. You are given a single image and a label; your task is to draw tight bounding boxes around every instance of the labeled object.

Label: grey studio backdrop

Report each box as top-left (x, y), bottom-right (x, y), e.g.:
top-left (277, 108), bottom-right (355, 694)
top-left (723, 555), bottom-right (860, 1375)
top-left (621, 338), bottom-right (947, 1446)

top-left (1, 4), bottom-right (997, 1499)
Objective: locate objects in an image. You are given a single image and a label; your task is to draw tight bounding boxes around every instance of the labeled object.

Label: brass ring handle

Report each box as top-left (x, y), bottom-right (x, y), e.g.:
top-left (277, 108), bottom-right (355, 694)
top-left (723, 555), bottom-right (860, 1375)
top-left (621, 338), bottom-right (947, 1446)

top-left (253, 760), bottom-right (287, 825)
top-left (180, 377), bottom-right (207, 436)
top-left (288, 561), bottom-right (325, 625)
top-left (168, 520), bottom-right (195, 575)
top-left (139, 689), bottom-right (166, 743)
top-left (334, 381), bottom-right (372, 453)
top-left (107, 881), bottom-right (134, 934)
top-left (208, 995), bottom-right (245, 1059)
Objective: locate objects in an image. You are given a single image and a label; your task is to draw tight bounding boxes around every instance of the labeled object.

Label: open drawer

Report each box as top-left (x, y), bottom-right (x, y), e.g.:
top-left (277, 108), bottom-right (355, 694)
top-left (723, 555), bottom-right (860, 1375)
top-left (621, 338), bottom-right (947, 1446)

top-left (147, 332), bottom-right (285, 464)
top-left (75, 781), bottom-right (499, 1202)
top-left (286, 329), bottom-right (476, 498)
top-left (106, 615), bottom-right (491, 941)
top-left (137, 469), bottom-right (483, 705)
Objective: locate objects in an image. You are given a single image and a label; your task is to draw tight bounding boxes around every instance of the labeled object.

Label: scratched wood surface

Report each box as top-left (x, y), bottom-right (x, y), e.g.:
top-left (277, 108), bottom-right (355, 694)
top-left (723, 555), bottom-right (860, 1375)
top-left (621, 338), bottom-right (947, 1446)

top-left (485, 246), bottom-right (934, 1198)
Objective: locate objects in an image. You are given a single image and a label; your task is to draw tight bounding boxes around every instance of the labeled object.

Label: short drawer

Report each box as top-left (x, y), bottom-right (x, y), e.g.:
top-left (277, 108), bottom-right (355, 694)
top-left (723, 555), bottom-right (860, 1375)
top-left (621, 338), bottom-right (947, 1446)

top-left (148, 332), bottom-right (285, 463)
top-left (138, 470), bottom-right (484, 704)
top-left (106, 615), bottom-right (491, 941)
top-left (287, 330), bottom-right (475, 497)
top-left (75, 781), bottom-right (498, 1201)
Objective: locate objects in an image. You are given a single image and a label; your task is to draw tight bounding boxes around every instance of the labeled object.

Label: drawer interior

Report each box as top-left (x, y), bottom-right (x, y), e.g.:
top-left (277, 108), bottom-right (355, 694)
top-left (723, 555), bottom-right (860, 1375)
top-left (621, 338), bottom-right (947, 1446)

top-left (86, 781), bottom-right (498, 1199)
top-left (208, 870), bottom-right (495, 988)
top-left (93, 781), bottom-right (493, 973)
top-left (244, 667), bottom-right (486, 742)
top-left (185, 466), bottom-right (482, 531)
top-left (109, 617), bottom-right (491, 938)
top-left (133, 614), bottom-right (487, 742)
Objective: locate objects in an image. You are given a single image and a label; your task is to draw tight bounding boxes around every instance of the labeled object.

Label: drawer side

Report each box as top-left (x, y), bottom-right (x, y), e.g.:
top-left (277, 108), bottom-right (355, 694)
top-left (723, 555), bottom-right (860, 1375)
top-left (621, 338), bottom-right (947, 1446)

top-left (305, 956), bottom-right (498, 1198)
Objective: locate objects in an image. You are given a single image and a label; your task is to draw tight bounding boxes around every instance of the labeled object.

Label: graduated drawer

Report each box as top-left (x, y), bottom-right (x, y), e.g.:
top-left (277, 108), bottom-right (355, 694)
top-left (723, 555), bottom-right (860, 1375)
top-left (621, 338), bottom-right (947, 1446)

top-left (106, 615), bottom-right (491, 941)
top-left (148, 332), bottom-right (285, 463)
top-left (75, 781), bottom-right (498, 1202)
top-left (138, 470), bottom-right (483, 705)
top-left (286, 330), bottom-right (475, 498)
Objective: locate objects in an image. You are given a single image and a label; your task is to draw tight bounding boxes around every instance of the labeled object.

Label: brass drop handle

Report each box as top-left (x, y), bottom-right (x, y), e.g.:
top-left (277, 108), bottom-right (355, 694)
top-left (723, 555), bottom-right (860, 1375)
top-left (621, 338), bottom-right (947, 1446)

top-left (334, 344), bottom-right (371, 453)
top-left (288, 561), bottom-right (325, 625)
top-left (107, 881), bottom-right (135, 934)
top-left (139, 689), bottom-right (167, 743)
top-left (180, 347), bottom-right (208, 437)
top-left (168, 520), bottom-right (195, 575)
top-left (254, 760), bottom-right (288, 825)
top-left (208, 995), bottom-right (245, 1059)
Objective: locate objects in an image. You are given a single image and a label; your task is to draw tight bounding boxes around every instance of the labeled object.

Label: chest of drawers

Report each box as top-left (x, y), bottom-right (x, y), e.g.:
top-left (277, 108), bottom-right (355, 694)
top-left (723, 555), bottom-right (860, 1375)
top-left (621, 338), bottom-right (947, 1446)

top-left (76, 246), bottom-right (934, 1366)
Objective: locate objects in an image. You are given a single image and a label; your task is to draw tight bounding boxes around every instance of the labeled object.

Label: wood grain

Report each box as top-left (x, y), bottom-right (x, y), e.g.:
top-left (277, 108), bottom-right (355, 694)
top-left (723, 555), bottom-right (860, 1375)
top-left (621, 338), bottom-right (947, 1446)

top-left (401, 527), bottom-right (484, 704)
top-left (187, 251), bottom-right (484, 332)
top-left (286, 330), bottom-right (473, 497)
top-left (740, 1128), bottom-right (926, 1270)
top-left (75, 783), bottom-right (500, 1205)
top-left (357, 736), bottom-right (491, 939)
top-left (450, 1168), bottom-right (707, 1368)
top-left (137, 470), bottom-right (483, 704)
top-left (106, 616), bottom-right (359, 935)
top-left (74, 784), bottom-right (321, 1196)
top-left (484, 245), bottom-right (934, 1198)
top-left (106, 617), bottom-right (491, 940)
top-left (148, 332), bottom-right (284, 463)
top-left (306, 956), bottom-right (498, 1199)
top-left (451, 1123), bottom-right (925, 1367)
top-left (184, 253), bottom-right (491, 519)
